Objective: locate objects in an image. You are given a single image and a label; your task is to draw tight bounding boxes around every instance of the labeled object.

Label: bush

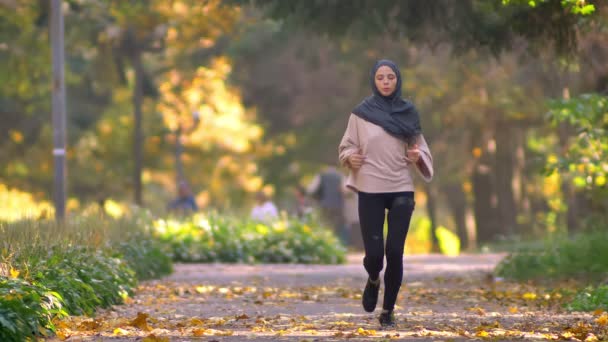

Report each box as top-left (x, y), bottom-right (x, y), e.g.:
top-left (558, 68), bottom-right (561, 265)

top-left (28, 246), bottom-right (136, 316)
top-left (0, 278), bottom-right (65, 341)
top-left (154, 213), bottom-right (347, 264)
top-left (568, 286), bottom-right (608, 312)
top-left (0, 213), bottom-right (173, 341)
top-left (495, 229), bottom-right (608, 281)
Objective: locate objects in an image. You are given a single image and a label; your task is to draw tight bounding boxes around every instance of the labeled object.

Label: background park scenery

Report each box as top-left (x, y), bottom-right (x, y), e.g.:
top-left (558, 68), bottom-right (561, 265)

top-left (1, 0), bottom-right (608, 340)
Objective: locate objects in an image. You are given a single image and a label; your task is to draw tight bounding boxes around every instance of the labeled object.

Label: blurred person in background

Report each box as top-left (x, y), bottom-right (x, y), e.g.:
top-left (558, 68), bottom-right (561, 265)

top-left (250, 190), bottom-right (279, 222)
top-left (168, 181), bottom-right (198, 214)
top-left (307, 165), bottom-right (347, 243)
top-left (343, 186), bottom-right (363, 250)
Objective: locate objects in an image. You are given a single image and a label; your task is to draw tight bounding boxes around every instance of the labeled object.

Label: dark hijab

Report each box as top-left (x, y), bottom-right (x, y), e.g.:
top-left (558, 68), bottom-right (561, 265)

top-left (352, 59), bottom-right (421, 144)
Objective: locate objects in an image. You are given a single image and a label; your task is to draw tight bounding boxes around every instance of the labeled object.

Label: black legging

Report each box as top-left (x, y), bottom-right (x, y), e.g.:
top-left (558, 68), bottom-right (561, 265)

top-left (358, 191), bottom-right (415, 311)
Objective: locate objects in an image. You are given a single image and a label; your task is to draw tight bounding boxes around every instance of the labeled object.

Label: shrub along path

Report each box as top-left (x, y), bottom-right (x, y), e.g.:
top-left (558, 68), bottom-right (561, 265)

top-left (52, 253), bottom-right (606, 341)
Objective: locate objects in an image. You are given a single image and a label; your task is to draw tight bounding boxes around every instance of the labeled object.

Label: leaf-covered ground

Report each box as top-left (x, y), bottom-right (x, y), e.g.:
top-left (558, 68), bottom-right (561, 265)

top-left (49, 253), bottom-right (608, 341)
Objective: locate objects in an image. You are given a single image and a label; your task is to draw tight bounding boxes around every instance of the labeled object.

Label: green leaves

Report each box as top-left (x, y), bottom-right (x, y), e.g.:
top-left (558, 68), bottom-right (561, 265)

top-left (154, 214), bottom-right (347, 264)
top-left (502, 0), bottom-right (596, 15)
top-left (0, 278), bottom-right (66, 341)
top-left (0, 214), bottom-right (173, 340)
top-left (569, 286), bottom-right (608, 311)
top-left (546, 94), bottom-right (608, 191)
top-left (496, 229), bottom-right (608, 282)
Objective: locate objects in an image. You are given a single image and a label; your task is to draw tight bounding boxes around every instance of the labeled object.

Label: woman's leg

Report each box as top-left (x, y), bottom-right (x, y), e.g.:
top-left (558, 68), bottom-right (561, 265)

top-left (358, 192), bottom-right (387, 281)
top-left (382, 193), bottom-right (415, 311)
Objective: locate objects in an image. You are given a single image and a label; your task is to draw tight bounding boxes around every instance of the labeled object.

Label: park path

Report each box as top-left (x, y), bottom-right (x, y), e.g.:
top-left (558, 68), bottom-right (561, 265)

top-left (52, 253), bottom-right (602, 341)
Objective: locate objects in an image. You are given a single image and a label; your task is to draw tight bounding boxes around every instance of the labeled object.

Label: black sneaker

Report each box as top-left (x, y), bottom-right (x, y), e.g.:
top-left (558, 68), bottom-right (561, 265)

top-left (379, 310), bottom-right (395, 327)
top-left (362, 278), bottom-right (380, 312)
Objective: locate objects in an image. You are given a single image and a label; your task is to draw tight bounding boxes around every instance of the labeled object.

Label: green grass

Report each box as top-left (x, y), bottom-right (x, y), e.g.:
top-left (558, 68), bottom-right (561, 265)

top-left (568, 286), bottom-right (608, 312)
top-left (495, 229), bottom-right (608, 281)
top-left (495, 228), bottom-right (608, 312)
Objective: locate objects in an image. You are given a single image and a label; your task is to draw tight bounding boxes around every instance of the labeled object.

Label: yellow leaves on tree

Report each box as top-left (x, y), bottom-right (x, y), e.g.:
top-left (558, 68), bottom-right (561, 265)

top-left (159, 58), bottom-right (262, 154)
top-left (157, 58), bottom-right (266, 207)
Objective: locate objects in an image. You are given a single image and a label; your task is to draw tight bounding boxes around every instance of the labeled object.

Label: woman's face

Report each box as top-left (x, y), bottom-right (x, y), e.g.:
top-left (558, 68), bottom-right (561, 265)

top-left (374, 65), bottom-right (397, 97)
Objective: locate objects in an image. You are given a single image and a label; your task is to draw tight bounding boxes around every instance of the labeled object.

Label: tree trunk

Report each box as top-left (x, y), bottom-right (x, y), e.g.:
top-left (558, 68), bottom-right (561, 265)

top-left (132, 50), bottom-right (144, 206)
top-left (494, 123), bottom-right (518, 237)
top-left (512, 127), bottom-right (531, 235)
top-left (472, 166), bottom-right (500, 244)
top-left (175, 123), bottom-right (184, 186)
top-left (424, 183), bottom-right (440, 253)
top-left (443, 183), bottom-right (469, 250)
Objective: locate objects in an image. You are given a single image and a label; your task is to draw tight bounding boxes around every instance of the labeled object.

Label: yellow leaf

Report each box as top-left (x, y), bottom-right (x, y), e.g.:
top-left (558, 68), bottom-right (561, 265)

top-left (355, 327), bottom-right (376, 336)
top-left (9, 267), bottom-right (19, 279)
top-left (214, 330), bottom-right (234, 336)
top-left (130, 312), bottom-right (152, 331)
top-left (142, 334), bottom-right (169, 342)
top-left (113, 328), bottom-right (129, 336)
top-left (190, 318), bottom-right (206, 326)
top-left (476, 330), bottom-right (489, 337)
top-left (522, 292), bottom-right (537, 300)
top-left (561, 332), bottom-right (575, 339)
top-left (56, 330), bottom-right (69, 340)
top-left (508, 306), bottom-right (519, 314)
top-left (54, 321), bottom-right (70, 330)
top-left (77, 319), bottom-right (102, 331)
top-left (192, 328), bottom-right (207, 336)
top-left (595, 313), bottom-right (608, 326)
top-left (467, 307), bottom-right (486, 316)
top-left (593, 309), bottom-right (605, 316)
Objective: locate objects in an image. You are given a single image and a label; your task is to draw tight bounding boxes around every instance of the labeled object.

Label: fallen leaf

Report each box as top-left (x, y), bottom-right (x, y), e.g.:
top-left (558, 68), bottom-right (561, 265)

top-left (113, 327), bottom-right (129, 336)
top-left (192, 328), bottom-right (207, 336)
top-left (142, 334), bottom-right (169, 342)
top-left (522, 292), bottom-right (537, 300)
top-left (235, 314), bottom-right (249, 320)
top-left (595, 313), bottom-right (608, 326)
top-left (77, 319), bottom-right (102, 331)
top-left (55, 330), bottom-right (70, 340)
top-left (476, 330), bottom-right (489, 337)
top-left (130, 312), bottom-right (152, 331)
top-left (355, 327), bottom-right (376, 336)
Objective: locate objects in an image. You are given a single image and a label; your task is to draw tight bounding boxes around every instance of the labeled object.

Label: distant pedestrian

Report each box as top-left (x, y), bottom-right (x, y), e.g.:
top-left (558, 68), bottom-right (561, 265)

top-left (307, 165), bottom-right (346, 243)
top-left (250, 191), bottom-right (279, 222)
top-left (339, 59), bottom-right (434, 327)
top-left (343, 186), bottom-right (363, 250)
top-left (168, 181), bottom-right (198, 214)
top-left (293, 184), bottom-right (313, 219)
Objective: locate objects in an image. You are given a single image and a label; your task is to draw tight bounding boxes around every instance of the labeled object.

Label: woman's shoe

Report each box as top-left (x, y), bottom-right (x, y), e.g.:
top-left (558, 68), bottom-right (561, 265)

top-left (379, 310), bottom-right (395, 327)
top-left (362, 278), bottom-right (380, 312)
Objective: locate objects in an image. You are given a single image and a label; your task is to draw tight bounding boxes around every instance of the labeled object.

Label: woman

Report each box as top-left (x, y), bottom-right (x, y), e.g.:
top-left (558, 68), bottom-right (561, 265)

top-left (338, 59), bottom-right (433, 327)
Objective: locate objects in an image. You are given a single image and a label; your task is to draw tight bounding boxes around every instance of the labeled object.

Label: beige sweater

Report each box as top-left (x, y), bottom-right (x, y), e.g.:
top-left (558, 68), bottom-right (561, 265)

top-left (338, 114), bottom-right (433, 193)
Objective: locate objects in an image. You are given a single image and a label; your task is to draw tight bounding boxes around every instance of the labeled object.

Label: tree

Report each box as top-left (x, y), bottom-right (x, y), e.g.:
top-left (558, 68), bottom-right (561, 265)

top-left (241, 0), bottom-right (599, 56)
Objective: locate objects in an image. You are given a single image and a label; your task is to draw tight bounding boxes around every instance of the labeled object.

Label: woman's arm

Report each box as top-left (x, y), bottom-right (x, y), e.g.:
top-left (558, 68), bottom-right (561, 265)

top-left (414, 135), bottom-right (434, 182)
top-left (338, 114), bottom-right (360, 168)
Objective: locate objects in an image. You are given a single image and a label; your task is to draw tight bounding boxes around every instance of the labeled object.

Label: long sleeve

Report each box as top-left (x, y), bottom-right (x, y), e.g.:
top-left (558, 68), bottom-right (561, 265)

top-left (414, 134), bottom-right (434, 182)
top-left (338, 114), bottom-right (360, 168)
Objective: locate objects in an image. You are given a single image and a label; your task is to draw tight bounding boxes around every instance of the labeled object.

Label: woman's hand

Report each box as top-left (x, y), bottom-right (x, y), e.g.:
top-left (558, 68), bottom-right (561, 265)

top-left (348, 151), bottom-right (366, 170)
top-left (406, 144), bottom-right (420, 163)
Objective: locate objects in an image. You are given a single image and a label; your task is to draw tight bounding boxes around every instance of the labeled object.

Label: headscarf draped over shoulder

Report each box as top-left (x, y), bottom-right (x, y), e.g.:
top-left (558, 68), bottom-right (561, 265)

top-left (352, 59), bottom-right (421, 144)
